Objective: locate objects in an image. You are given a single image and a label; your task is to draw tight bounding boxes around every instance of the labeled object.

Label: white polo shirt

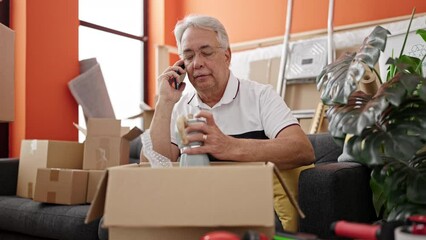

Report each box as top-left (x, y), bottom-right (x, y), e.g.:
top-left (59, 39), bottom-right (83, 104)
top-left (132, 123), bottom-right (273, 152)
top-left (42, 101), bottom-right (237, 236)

top-left (170, 72), bottom-right (298, 145)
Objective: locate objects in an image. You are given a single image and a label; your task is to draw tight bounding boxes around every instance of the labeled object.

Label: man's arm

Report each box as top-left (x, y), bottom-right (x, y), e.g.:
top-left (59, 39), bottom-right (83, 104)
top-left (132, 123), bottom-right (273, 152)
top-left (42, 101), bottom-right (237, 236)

top-left (144, 99), bottom-right (180, 162)
top-left (140, 61), bottom-right (185, 162)
top-left (230, 125), bottom-right (314, 169)
top-left (182, 111), bottom-right (315, 169)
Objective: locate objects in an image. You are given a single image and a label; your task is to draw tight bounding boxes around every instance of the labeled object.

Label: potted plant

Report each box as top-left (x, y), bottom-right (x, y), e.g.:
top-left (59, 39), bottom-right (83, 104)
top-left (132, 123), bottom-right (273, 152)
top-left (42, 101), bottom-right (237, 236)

top-left (316, 9), bottom-right (426, 222)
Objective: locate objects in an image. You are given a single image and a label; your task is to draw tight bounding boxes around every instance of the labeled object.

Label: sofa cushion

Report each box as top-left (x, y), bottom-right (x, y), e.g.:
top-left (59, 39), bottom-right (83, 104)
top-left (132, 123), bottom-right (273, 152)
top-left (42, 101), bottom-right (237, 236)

top-left (0, 196), bottom-right (99, 240)
top-left (128, 137), bottom-right (142, 164)
top-left (307, 133), bottom-right (342, 164)
top-left (298, 162), bottom-right (377, 238)
top-left (0, 230), bottom-right (53, 240)
top-left (273, 164), bottom-right (314, 232)
top-left (0, 158), bottom-right (19, 195)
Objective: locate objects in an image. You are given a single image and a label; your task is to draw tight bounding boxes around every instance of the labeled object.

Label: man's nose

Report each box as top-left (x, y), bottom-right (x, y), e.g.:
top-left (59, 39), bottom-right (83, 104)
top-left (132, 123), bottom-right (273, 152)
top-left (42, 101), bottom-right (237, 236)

top-left (192, 53), bottom-right (205, 68)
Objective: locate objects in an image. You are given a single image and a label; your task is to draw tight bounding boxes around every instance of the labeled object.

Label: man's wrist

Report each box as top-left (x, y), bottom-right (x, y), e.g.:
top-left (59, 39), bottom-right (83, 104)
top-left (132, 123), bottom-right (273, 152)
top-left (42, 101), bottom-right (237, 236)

top-left (155, 97), bottom-right (176, 110)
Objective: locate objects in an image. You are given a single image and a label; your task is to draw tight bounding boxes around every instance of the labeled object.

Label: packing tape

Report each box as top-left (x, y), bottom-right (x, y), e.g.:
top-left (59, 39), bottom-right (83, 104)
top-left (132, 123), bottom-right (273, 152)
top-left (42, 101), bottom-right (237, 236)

top-left (96, 148), bottom-right (108, 169)
top-left (47, 192), bottom-right (56, 203)
top-left (49, 169), bottom-right (60, 182)
top-left (96, 138), bottom-right (110, 169)
top-left (30, 140), bottom-right (38, 155)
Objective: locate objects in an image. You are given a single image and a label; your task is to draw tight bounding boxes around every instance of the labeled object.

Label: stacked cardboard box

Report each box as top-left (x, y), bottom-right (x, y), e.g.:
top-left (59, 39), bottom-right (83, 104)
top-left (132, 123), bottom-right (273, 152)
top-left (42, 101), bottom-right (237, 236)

top-left (17, 140), bottom-right (84, 200)
top-left (17, 119), bottom-right (142, 205)
top-left (81, 118), bottom-right (142, 203)
top-left (34, 168), bottom-right (89, 205)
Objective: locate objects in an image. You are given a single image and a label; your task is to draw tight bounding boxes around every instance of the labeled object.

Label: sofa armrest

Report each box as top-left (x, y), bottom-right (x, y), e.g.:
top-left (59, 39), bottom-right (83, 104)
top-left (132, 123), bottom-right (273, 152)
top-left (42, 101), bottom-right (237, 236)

top-left (298, 162), bottom-right (378, 239)
top-left (0, 158), bottom-right (19, 196)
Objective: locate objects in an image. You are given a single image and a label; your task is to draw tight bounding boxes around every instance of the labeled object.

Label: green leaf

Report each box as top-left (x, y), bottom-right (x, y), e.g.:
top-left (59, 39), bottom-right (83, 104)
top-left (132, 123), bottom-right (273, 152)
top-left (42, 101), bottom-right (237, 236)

top-left (317, 26), bottom-right (389, 105)
top-left (418, 78), bottom-right (426, 102)
top-left (394, 55), bottom-right (422, 75)
top-left (416, 29), bottom-right (426, 42)
top-left (387, 202), bottom-right (426, 221)
top-left (371, 168), bottom-right (387, 217)
top-left (407, 168), bottom-right (426, 204)
top-left (317, 52), bottom-right (356, 105)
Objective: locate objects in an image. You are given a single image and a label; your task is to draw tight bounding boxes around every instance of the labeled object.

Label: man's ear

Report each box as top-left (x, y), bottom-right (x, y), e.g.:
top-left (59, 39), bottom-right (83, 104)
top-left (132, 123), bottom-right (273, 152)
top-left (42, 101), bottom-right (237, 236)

top-left (225, 47), bottom-right (231, 65)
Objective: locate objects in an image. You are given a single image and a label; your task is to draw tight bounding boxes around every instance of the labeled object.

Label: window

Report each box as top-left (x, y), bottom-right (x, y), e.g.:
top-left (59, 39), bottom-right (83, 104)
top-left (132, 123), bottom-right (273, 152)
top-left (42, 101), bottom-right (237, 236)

top-left (78, 0), bottom-right (146, 139)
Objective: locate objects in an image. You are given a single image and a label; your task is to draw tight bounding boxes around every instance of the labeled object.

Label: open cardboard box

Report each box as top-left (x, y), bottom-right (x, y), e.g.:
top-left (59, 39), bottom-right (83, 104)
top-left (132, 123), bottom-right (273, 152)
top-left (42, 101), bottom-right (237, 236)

top-left (86, 162), bottom-right (275, 239)
top-left (76, 118), bottom-right (142, 170)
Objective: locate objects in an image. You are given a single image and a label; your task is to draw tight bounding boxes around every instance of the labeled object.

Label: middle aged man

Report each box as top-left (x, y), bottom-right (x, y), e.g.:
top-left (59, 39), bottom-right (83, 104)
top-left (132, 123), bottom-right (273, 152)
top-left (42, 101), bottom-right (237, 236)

top-left (142, 14), bottom-right (314, 170)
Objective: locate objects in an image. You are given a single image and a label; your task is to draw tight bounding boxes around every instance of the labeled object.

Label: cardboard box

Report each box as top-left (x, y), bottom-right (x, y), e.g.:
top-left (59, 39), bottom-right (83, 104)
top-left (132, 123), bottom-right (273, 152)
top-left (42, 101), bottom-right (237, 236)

top-left (0, 23), bottom-right (15, 122)
top-left (86, 163), bottom-right (275, 240)
top-left (17, 140), bottom-right (84, 198)
top-left (86, 170), bottom-right (106, 203)
top-left (82, 118), bottom-right (142, 170)
top-left (33, 168), bottom-right (88, 205)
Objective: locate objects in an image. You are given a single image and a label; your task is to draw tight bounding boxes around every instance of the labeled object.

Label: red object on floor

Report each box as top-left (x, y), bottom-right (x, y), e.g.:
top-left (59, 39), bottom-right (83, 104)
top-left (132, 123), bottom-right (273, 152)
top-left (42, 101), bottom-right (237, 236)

top-left (409, 215), bottom-right (426, 235)
top-left (333, 221), bottom-right (380, 240)
top-left (201, 231), bottom-right (240, 240)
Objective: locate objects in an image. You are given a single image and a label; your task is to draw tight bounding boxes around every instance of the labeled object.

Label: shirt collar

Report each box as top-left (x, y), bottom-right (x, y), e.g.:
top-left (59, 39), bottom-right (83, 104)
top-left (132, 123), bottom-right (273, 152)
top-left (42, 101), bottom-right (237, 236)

top-left (188, 72), bottom-right (240, 109)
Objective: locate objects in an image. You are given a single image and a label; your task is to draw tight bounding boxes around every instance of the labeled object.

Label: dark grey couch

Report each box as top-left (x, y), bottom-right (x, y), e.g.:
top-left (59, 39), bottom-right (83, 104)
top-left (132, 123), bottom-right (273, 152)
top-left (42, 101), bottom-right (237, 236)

top-left (298, 133), bottom-right (378, 239)
top-left (0, 134), bottom-right (376, 239)
top-left (0, 139), bottom-right (142, 240)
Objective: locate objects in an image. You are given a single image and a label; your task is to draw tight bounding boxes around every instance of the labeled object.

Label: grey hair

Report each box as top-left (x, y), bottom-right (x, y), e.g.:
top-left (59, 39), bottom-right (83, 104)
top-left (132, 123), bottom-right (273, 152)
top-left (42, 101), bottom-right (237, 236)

top-left (174, 15), bottom-right (230, 54)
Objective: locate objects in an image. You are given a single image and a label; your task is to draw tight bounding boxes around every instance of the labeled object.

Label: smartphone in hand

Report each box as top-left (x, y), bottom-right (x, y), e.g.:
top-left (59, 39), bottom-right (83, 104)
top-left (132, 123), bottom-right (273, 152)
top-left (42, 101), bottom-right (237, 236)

top-left (172, 64), bottom-right (186, 90)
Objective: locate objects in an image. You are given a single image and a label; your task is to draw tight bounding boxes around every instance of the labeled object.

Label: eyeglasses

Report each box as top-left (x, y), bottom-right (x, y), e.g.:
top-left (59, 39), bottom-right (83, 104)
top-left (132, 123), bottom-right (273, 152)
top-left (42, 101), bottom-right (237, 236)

top-left (180, 46), bottom-right (224, 64)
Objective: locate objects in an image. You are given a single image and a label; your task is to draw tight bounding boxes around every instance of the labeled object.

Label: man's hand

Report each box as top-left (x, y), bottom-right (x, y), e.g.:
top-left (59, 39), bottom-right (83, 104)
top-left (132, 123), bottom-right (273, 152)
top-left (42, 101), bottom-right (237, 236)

top-left (181, 111), bottom-right (314, 169)
top-left (157, 60), bottom-right (186, 104)
top-left (182, 110), bottom-right (234, 160)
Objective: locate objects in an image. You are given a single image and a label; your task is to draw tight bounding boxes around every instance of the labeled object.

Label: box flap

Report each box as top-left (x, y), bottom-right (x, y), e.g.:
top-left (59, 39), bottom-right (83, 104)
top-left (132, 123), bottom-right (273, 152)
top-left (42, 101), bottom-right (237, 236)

top-left (87, 118), bottom-right (121, 137)
top-left (122, 127), bottom-right (143, 141)
top-left (103, 163), bottom-right (274, 228)
top-left (85, 164), bottom-right (139, 223)
top-left (85, 169), bottom-right (108, 223)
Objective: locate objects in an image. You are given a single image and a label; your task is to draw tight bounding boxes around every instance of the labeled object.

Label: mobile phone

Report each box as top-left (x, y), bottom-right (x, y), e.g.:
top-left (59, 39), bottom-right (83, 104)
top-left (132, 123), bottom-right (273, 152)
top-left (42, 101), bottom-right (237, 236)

top-left (173, 64), bottom-right (186, 90)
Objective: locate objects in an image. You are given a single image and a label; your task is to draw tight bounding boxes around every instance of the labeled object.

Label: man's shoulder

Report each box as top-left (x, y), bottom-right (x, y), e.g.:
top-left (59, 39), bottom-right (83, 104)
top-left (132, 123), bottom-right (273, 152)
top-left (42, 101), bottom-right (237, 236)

top-left (238, 78), bottom-right (275, 95)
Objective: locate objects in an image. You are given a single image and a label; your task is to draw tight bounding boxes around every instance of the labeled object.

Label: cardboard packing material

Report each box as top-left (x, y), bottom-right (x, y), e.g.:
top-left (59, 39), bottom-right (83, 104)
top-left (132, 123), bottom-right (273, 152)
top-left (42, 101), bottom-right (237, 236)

top-left (0, 23), bottom-right (15, 122)
top-left (17, 140), bottom-right (84, 199)
top-left (86, 162), bottom-right (275, 240)
top-left (86, 170), bottom-right (106, 203)
top-left (33, 168), bottom-right (89, 205)
top-left (68, 58), bottom-right (115, 121)
top-left (82, 118), bottom-right (142, 170)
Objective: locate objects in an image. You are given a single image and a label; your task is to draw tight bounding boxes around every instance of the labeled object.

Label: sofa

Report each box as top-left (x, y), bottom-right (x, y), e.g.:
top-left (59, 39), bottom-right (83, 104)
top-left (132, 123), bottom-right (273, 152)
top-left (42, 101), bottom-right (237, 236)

top-left (298, 133), bottom-right (378, 239)
top-left (0, 139), bottom-right (142, 240)
top-left (0, 134), bottom-right (376, 239)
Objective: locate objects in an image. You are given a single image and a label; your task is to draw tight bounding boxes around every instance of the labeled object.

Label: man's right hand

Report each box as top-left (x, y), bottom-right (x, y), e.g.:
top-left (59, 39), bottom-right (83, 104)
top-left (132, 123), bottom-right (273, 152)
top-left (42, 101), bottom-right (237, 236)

top-left (157, 60), bottom-right (186, 104)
